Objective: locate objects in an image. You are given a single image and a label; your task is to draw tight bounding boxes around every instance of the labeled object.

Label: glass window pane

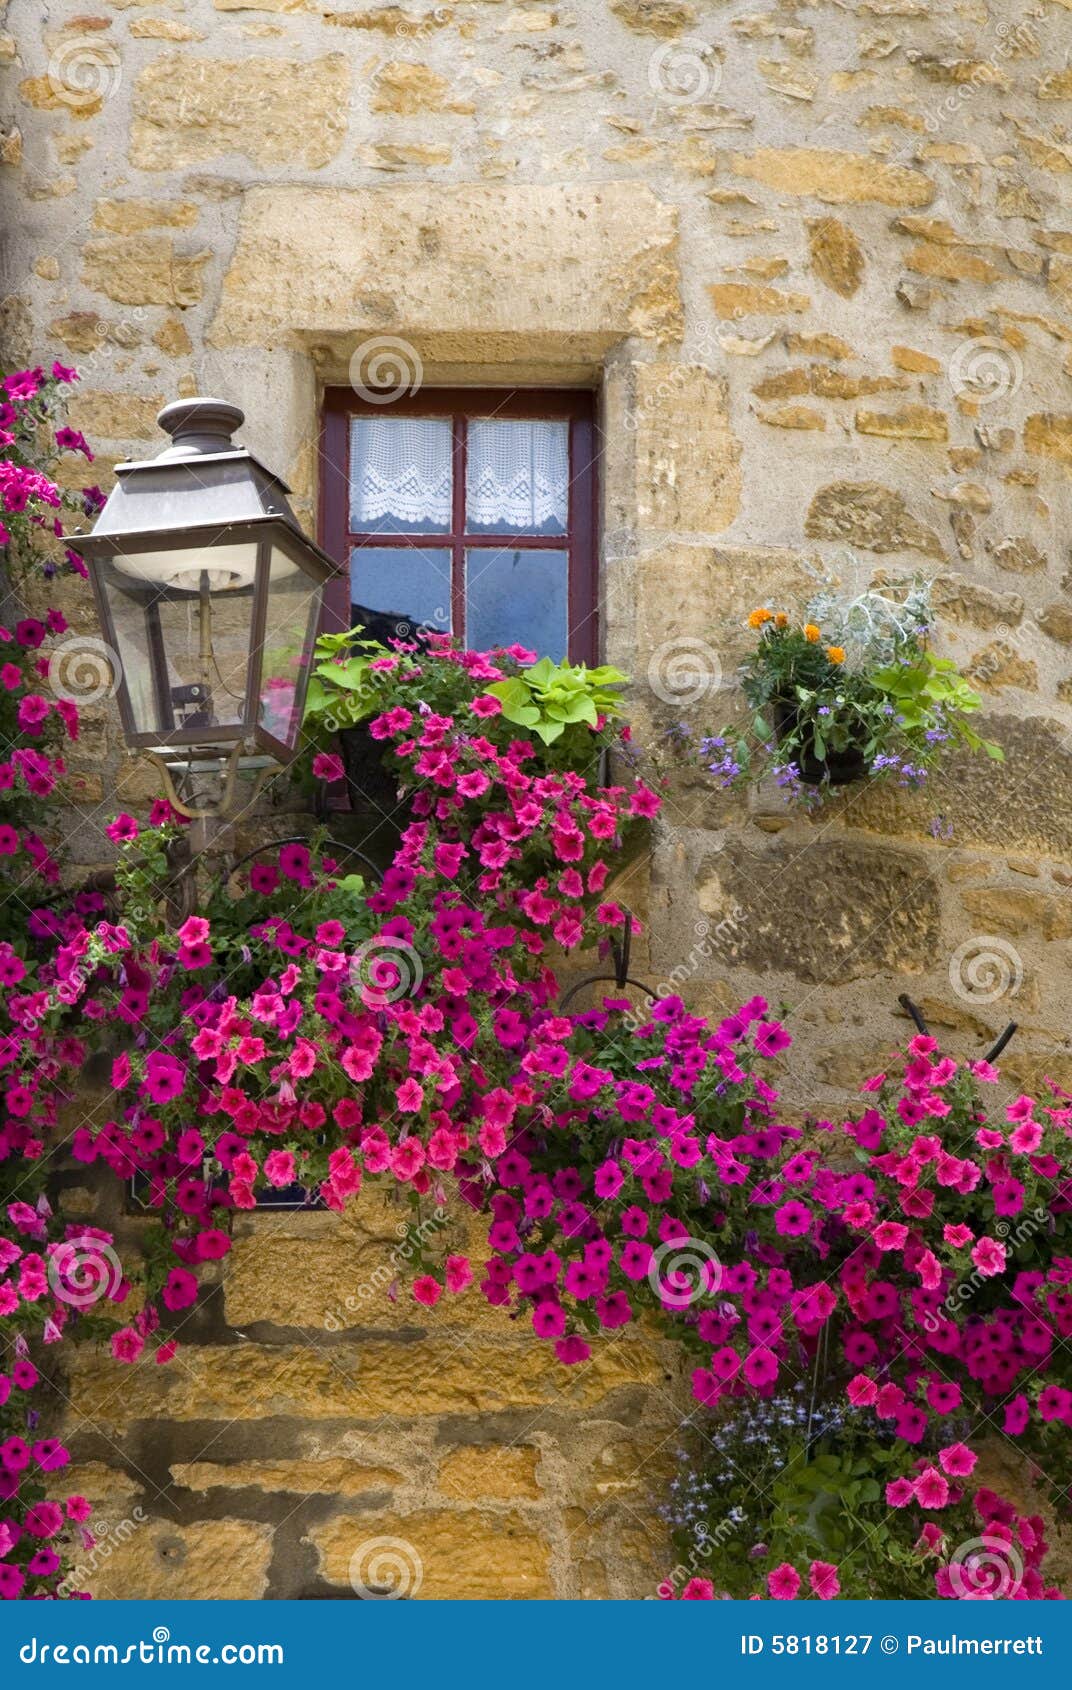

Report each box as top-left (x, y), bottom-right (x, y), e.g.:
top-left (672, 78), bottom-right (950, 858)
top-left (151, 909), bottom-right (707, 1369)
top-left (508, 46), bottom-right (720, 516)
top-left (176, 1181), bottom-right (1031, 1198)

top-left (100, 544), bottom-right (260, 741)
top-left (465, 547), bottom-right (568, 658)
top-left (350, 546), bottom-right (452, 637)
top-left (349, 417), bottom-right (452, 534)
top-left (466, 419), bottom-right (568, 536)
top-left (258, 545), bottom-right (324, 749)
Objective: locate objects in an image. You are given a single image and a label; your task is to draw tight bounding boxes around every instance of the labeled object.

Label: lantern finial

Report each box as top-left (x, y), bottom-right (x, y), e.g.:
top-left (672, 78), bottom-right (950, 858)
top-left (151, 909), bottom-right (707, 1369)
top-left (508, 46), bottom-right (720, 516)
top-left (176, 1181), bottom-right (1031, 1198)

top-left (156, 397), bottom-right (245, 459)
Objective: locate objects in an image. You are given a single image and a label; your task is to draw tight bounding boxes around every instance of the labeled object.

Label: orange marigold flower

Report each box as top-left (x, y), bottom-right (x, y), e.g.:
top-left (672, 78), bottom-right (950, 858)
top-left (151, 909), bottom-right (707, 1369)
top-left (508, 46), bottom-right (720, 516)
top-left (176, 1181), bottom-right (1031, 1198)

top-left (775, 612), bottom-right (788, 627)
top-left (826, 645), bottom-right (846, 664)
top-left (748, 608), bottom-right (774, 629)
top-left (804, 623), bottom-right (821, 643)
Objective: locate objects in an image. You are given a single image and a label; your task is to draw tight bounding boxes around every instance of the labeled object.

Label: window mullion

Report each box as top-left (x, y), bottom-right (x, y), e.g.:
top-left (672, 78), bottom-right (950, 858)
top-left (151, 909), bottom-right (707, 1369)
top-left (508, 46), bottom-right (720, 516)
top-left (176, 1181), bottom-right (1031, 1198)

top-left (452, 413), bottom-right (467, 642)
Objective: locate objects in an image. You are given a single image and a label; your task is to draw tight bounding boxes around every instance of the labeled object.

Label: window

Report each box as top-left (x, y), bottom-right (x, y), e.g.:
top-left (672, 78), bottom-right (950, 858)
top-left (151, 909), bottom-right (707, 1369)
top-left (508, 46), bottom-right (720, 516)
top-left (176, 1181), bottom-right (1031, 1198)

top-left (320, 390), bottom-right (598, 662)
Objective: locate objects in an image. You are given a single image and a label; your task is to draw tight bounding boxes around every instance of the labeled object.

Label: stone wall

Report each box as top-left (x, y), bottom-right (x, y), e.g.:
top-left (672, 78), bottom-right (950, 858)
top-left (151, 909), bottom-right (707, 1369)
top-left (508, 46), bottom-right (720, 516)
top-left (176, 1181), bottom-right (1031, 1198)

top-left (4, 0), bottom-right (1072, 1597)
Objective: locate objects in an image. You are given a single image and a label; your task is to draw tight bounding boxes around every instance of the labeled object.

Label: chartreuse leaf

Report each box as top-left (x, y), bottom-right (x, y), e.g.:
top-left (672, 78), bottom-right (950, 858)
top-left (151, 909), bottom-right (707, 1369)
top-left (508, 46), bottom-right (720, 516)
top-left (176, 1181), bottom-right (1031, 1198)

top-left (486, 656), bottom-right (625, 743)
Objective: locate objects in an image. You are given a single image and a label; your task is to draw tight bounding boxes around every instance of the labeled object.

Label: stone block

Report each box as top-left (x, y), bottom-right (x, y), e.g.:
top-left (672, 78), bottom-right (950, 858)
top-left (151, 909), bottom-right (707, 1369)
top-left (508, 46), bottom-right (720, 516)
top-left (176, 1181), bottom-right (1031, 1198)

top-left (171, 1459), bottom-right (402, 1495)
top-left (82, 236), bottom-right (209, 307)
top-left (78, 1520), bottom-right (272, 1601)
top-left (852, 717), bottom-right (1072, 860)
top-left (130, 54), bottom-right (350, 171)
top-left (807, 217), bottom-right (864, 296)
top-left (731, 148), bottom-right (935, 206)
top-left (437, 1445), bottom-right (542, 1501)
top-left (68, 390), bottom-right (164, 440)
top-left (65, 1333), bottom-right (663, 1428)
top-left (307, 1509), bottom-right (552, 1598)
top-left (804, 481), bottom-right (946, 559)
top-left (695, 838), bottom-right (941, 984)
top-left (632, 365), bottom-right (740, 534)
top-left (208, 182), bottom-right (682, 349)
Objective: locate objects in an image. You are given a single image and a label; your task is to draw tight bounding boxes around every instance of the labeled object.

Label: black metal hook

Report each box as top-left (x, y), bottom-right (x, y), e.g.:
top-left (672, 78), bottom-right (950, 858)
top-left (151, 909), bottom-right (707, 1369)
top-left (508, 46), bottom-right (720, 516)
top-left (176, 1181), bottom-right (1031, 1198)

top-left (897, 992), bottom-right (1017, 1066)
top-left (557, 902), bottom-right (660, 1011)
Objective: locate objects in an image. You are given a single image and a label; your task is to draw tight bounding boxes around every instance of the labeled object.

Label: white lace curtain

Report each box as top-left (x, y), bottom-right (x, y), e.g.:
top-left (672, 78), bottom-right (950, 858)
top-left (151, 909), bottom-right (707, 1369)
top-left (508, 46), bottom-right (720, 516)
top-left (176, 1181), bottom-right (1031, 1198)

top-left (467, 419), bottom-right (568, 532)
top-left (350, 417), bottom-right (452, 532)
top-left (349, 416), bottom-right (569, 534)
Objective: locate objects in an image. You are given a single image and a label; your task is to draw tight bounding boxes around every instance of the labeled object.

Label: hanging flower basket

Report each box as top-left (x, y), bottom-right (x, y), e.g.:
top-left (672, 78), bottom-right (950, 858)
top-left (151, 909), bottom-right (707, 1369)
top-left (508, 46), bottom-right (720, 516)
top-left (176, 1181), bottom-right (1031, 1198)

top-left (772, 697), bottom-right (869, 788)
top-left (686, 573), bottom-right (1005, 808)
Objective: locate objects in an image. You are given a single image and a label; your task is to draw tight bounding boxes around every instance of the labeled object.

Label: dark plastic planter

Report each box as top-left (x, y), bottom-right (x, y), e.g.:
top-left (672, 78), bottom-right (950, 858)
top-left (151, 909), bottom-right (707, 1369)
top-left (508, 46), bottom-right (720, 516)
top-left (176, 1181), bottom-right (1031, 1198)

top-left (333, 601), bottom-right (426, 850)
top-left (773, 699), bottom-right (869, 788)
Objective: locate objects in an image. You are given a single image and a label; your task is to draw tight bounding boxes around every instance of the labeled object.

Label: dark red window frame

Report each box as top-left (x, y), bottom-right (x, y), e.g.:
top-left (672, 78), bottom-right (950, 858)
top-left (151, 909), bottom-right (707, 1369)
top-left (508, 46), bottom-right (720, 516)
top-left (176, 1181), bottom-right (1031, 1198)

top-left (318, 388), bottom-right (599, 663)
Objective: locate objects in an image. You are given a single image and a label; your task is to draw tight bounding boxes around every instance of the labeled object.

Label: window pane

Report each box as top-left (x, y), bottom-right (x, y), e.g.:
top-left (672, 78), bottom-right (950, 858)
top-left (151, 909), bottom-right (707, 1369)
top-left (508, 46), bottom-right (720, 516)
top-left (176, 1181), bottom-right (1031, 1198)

top-left (349, 417), bottom-right (452, 534)
top-left (258, 545), bottom-right (323, 750)
top-left (466, 419), bottom-right (568, 536)
top-left (465, 547), bottom-right (568, 657)
top-left (101, 545), bottom-right (259, 740)
top-left (350, 546), bottom-right (452, 636)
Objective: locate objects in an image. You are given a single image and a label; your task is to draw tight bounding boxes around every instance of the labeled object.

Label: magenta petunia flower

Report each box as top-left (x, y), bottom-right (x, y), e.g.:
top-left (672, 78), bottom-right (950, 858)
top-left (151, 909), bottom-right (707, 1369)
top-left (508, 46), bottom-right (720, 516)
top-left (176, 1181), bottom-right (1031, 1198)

top-left (809, 1560), bottom-right (839, 1600)
top-left (938, 1443), bottom-right (977, 1478)
top-left (533, 1300), bottom-right (566, 1338)
top-left (914, 1467), bottom-right (949, 1509)
top-left (311, 752), bottom-right (344, 782)
top-left (105, 812), bottom-right (139, 844)
top-left (413, 1276), bottom-right (442, 1308)
top-left (767, 1563), bottom-right (801, 1600)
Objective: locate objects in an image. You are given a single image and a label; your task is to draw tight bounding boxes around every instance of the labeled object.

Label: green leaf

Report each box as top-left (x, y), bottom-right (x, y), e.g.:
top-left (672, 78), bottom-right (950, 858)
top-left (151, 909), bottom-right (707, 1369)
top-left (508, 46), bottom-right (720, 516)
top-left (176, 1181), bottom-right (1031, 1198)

top-left (532, 717), bottom-right (566, 744)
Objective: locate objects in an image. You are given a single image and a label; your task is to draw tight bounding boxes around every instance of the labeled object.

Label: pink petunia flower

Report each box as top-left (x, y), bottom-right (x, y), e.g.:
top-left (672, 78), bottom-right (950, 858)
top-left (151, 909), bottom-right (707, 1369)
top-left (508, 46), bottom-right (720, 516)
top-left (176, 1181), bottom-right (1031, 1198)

top-left (767, 1563), bottom-right (801, 1600)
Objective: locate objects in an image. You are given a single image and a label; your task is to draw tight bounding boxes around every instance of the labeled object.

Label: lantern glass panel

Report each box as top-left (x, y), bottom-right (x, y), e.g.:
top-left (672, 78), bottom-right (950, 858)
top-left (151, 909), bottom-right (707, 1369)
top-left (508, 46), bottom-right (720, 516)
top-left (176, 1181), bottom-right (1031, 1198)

top-left (99, 540), bottom-right (259, 743)
top-left (256, 544), bottom-right (325, 751)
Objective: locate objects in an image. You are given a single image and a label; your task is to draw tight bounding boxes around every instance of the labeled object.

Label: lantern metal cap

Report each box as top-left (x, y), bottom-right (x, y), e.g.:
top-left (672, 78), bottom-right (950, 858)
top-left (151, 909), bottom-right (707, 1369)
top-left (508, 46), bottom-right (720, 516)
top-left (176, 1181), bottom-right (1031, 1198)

top-left (66, 391), bottom-right (343, 566)
top-left (155, 397), bottom-right (246, 461)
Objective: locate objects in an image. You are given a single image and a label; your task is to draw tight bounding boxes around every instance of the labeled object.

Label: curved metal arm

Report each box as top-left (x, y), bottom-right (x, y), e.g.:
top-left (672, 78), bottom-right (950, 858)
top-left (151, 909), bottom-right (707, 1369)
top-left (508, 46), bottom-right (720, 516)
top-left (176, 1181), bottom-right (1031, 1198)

top-left (983, 1020), bottom-right (1018, 1065)
top-left (216, 834), bottom-right (383, 893)
top-left (898, 992), bottom-right (1017, 1064)
top-left (897, 993), bottom-right (930, 1037)
top-left (144, 745), bottom-right (259, 820)
top-left (558, 973), bottom-right (659, 1013)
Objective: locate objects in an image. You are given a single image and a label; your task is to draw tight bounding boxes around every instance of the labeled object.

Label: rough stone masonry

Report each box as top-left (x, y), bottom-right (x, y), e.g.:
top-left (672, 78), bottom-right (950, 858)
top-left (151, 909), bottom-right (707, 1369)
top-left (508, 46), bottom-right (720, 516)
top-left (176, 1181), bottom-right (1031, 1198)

top-left (2, 0), bottom-right (1072, 1597)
